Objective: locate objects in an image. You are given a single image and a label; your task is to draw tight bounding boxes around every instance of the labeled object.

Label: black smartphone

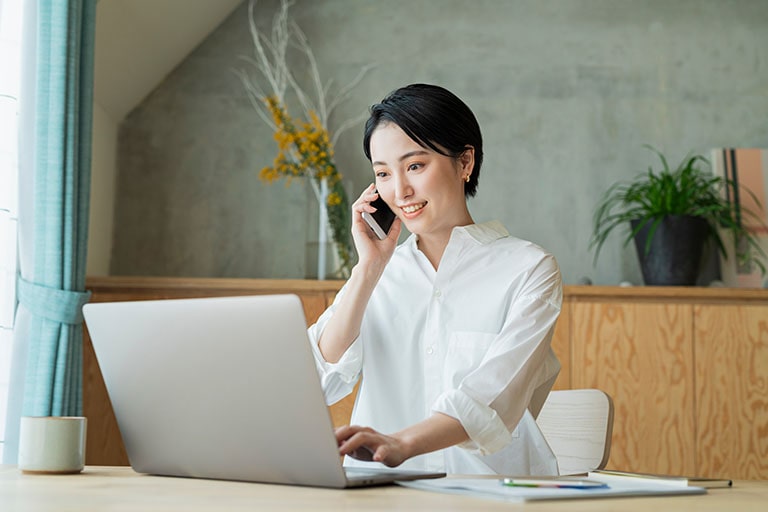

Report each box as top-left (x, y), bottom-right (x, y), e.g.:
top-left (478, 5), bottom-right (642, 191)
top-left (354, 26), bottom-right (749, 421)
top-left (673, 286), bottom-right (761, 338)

top-left (361, 193), bottom-right (396, 240)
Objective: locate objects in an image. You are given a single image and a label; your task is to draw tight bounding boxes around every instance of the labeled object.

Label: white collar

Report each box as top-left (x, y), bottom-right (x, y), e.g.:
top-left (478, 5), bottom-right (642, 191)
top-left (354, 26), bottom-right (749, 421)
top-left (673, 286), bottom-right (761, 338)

top-left (456, 220), bottom-right (509, 244)
top-left (404, 220), bottom-right (510, 249)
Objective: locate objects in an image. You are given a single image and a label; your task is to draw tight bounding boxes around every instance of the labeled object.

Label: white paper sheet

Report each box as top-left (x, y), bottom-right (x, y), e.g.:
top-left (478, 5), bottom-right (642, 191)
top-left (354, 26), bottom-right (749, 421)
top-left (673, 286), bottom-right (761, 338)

top-left (397, 476), bottom-right (707, 502)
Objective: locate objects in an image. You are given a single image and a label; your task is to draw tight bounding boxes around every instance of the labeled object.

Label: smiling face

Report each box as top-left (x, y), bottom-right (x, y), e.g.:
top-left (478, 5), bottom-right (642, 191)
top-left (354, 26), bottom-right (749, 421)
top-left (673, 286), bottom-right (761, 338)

top-left (370, 122), bottom-right (474, 242)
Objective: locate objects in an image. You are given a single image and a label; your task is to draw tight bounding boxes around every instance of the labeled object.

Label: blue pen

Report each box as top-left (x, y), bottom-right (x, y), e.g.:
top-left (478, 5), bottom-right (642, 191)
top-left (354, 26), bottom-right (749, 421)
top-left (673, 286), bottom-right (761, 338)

top-left (502, 478), bottom-right (608, 490)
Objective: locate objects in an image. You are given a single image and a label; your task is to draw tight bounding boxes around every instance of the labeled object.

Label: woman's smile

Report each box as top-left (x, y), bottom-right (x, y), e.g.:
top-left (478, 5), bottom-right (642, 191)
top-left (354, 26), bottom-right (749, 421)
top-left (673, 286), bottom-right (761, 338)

top-left (400, 201), bottom-right (427, 215)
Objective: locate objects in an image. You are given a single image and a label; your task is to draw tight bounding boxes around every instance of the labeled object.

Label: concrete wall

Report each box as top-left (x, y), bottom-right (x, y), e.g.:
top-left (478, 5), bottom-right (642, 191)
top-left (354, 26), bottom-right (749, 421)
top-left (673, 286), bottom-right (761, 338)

top-left (109, 0), bottom-right (768, 284)
top-left (87, 102), bottom-right (118, 276)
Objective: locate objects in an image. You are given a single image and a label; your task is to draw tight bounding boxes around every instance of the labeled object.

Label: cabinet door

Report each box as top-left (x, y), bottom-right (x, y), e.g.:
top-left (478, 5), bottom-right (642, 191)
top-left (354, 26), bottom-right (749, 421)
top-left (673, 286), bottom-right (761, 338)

top-left (83, 289), bottom-right (340, 465)
top-left (695, 304), bottom-right (768, 479)
top-left (551, 301), bottom-right (571, 390)
top-left (571, 301), bottom-right (696, 475)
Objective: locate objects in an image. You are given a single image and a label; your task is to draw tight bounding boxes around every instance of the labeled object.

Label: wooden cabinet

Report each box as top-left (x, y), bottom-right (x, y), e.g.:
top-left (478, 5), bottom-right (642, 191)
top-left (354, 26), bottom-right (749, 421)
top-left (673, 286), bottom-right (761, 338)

top-left (564, 286), bottom-right (768, 479)
top-left (82, 277), bottom-right (345, 466)
top-left (570, 301), bottom-right (697, 475)
top-left (694, 304), bottom-right (768, 479)
top-left (82, 278), bottom-right (768, 479)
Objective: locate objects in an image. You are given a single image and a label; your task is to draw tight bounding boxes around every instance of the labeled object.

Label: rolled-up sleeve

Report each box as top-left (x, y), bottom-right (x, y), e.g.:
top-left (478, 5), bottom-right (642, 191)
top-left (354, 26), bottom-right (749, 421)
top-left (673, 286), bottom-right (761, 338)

top-left (431, 255), bottom-right (562, 455)
top-left (307, 288), bottom-right (363, 405)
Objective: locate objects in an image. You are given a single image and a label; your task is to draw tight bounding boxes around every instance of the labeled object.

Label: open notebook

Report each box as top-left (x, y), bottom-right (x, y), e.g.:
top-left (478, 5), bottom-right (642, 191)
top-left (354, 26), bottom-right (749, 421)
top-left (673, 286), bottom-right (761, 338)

top-left (83, 294), bottom-right (444, 488)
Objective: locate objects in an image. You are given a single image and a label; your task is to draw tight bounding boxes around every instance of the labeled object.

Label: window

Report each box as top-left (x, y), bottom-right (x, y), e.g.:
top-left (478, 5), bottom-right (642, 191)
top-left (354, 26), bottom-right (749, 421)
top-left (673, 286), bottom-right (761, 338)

top-left (0, 0), bottom-right (22, 461)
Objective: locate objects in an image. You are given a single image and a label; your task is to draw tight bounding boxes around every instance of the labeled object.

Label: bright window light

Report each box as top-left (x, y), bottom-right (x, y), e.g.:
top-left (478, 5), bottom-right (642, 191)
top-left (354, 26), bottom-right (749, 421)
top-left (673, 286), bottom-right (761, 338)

top-left (0, 0), bottom-right (23, 461)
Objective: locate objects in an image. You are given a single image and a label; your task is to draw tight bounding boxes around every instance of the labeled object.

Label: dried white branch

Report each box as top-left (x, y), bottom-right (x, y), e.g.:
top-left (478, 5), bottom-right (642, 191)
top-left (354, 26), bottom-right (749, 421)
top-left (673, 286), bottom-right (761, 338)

top-left (307, 171), bottom-right (323, 204)
top-left (290, 21), bottom-right (327, 124)
top-left (323, 78), bottom-right (334, 101)
top-left (237, 0), bottom-right (374, 151)
top-left (326, 64), bottom-right (376, 118)
top-left (233, 67), bottom-right (276, 130)
top-left (246, 0), bottom-right (283, 99)
top-left (237, 0), bottom-right (297, 111)
top-left (285, 68), bottom-right (317, 124)
top-left (331, 109), bottom-right (370, 148)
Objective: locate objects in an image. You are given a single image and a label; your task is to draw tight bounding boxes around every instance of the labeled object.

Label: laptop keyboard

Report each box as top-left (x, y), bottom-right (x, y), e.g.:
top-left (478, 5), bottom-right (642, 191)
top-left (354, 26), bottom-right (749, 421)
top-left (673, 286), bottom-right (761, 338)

top-left (344, 468), bottom-right (390, 477)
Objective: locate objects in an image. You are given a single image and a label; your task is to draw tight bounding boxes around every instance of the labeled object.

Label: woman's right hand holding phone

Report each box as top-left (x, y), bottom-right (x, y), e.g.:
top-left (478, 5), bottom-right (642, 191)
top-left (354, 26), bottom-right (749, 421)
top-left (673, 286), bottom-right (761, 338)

top-left (317, 184), bottom-right (401, 363)
top-left (351, 184), bottom-right (401, 279)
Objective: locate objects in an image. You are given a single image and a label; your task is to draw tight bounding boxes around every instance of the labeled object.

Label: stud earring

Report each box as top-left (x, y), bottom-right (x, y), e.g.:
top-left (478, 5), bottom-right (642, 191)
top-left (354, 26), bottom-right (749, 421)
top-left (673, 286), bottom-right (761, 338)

top-left (464, 175), bottom-right (471, 183)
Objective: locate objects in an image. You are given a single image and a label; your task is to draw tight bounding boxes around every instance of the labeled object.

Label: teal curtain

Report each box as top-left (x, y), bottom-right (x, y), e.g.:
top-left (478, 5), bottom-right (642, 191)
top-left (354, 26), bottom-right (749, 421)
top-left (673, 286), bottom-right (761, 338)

top-left (16, 0), bottom-right (95, 419)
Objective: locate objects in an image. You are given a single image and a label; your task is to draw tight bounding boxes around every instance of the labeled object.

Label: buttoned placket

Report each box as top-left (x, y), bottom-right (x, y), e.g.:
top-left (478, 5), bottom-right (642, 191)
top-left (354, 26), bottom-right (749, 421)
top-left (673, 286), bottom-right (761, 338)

top-left (419, 233), bottom-right (467, 472)
top-left (421, 279), bottom-right (444, 471)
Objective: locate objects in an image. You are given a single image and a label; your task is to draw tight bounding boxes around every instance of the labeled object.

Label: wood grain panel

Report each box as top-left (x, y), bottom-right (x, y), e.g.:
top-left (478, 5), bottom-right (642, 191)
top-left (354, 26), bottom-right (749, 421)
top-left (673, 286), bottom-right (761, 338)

top-left (695, 304), bottom-right (768, 479)
top-left (83, 278), bottom-right (344, 465)
top-left (550, 301), bottom-right (571, 390)
top-left (320, 288), bottom-right (358, 427)
top-left (329, 382), bottom-right (358, 428)
top-left (81, 278), bottom-right (768, 475)
top-left (564, 284), bottom-right (768, 303)
top-left (571, 302), bottom-right (696, 475)
top-left (83, 326), bottom-right (129, 465)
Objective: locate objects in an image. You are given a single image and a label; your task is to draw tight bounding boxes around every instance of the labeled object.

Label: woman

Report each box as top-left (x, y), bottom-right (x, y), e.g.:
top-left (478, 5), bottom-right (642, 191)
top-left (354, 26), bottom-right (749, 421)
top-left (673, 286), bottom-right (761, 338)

top-left (308, 84), bottom-right (562, 475)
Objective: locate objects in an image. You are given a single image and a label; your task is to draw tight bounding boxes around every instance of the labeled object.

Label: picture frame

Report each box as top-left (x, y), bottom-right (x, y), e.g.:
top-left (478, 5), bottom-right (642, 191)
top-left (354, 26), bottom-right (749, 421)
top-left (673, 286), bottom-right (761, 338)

top-left (710, 148), bottom-right (768, 288)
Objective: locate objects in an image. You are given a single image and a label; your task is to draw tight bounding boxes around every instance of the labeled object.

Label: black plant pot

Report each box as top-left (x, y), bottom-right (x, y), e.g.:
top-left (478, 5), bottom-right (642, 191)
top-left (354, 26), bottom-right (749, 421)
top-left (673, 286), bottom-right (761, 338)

top-left (631, 215), bottom-right (710, 286)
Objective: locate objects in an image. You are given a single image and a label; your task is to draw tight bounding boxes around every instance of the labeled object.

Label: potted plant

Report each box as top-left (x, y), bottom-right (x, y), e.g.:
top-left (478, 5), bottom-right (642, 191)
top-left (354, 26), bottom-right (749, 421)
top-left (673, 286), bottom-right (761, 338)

top-left (590, 145), bottom-right (767, 286)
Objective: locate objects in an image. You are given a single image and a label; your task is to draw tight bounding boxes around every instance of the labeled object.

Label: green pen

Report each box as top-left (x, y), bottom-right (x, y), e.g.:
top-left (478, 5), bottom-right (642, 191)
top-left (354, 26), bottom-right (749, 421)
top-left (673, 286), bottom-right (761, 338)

top-left (502, 478), bottom-right (608, 489)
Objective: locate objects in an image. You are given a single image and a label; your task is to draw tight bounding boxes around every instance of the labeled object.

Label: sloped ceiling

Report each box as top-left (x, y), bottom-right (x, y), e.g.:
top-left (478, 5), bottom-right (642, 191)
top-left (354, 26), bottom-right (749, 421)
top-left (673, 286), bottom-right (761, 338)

top-left (94, 0), bottom-right (243, 121)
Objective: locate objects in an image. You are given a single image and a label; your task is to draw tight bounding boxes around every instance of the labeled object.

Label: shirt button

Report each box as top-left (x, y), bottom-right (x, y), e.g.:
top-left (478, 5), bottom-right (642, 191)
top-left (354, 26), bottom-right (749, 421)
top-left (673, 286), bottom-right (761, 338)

top-left (434, 289), bottom-right (442, 298)
top-left (426, 346), bottom-right (434, 355)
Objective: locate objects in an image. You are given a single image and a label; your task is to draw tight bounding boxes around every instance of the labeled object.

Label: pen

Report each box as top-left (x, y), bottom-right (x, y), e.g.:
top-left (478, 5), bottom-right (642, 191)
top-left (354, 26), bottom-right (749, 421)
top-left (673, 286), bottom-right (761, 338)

top-left (502, 478), bottom-right (608, 490)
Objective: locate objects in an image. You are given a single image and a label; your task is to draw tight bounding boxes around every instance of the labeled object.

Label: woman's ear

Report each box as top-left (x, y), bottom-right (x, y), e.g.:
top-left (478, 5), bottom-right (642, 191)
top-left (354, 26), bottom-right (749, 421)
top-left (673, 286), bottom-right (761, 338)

top-left (459, 146), bottom-right (475, 174)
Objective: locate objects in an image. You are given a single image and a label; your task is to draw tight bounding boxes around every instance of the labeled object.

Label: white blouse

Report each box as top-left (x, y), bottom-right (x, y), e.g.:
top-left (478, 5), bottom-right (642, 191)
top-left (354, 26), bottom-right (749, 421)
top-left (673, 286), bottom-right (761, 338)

top-left (308, 221), bottom-right (562, 475)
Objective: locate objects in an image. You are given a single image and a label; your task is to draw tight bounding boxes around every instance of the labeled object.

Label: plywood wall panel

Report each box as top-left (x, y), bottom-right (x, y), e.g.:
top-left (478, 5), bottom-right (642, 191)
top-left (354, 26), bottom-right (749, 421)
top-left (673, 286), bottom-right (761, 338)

top-left (551, 302), bottom-right (571, 390)
top-left (83, 278), bottom-right (343, 465)
top-left (83, 327), bottom-right (130, 466)
top-left (571, 302), bottom-right (696, 475)
top-left (81, 280), bottom-right (768, 473)
top-left (695, 305), bottom-right (768, 479)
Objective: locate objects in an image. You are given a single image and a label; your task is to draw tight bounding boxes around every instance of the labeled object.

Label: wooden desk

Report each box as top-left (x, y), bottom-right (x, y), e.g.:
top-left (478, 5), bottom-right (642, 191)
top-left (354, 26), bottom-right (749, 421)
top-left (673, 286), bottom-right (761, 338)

top-left (1, 466), bottom-right (767, 511)
top-left (82, 278), bottom-right (768, 479)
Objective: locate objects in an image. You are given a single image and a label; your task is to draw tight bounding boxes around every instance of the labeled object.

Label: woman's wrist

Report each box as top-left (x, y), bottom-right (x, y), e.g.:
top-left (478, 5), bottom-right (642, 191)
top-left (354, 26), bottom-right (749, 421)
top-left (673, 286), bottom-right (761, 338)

top-left (392, 414), bottom-right (470, 463)
top-left (392, 431), bottom-right (418, 462)
top-left (351, 259), bottom-right (386, 284)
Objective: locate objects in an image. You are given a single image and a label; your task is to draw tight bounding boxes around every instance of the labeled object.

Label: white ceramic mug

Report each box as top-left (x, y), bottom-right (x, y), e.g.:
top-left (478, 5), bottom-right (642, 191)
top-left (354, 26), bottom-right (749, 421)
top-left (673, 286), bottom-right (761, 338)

top-left (18, 416), bottom-right (87, 474)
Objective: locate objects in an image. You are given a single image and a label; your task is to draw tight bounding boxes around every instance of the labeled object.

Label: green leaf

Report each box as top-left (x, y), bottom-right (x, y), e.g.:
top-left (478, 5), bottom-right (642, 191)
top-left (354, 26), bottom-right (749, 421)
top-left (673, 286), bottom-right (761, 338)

top-left (590, 145), bottom-right (768, 276)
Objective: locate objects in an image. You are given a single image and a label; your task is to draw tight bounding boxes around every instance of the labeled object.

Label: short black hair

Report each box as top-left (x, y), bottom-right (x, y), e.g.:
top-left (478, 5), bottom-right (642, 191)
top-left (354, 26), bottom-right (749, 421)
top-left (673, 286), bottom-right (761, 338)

top-left (363, 83), bottom-right (483, 197)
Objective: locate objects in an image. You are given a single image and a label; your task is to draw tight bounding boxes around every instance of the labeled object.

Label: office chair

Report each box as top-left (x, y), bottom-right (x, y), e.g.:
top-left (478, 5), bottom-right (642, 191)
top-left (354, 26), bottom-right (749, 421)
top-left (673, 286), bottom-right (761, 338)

top-left (536, 389), bottom-right (614, 475)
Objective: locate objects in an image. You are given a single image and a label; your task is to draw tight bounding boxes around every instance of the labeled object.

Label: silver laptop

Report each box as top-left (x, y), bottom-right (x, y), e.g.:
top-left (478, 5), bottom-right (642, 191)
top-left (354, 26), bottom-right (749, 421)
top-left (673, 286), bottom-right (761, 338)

top-left (83, 294), bottom-right (445, 488)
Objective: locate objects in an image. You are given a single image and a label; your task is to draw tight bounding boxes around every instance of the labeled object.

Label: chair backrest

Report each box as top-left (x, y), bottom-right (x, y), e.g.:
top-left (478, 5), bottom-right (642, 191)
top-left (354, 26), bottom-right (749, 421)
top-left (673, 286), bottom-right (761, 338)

top-left (536, 389), bottom-right (614, 475)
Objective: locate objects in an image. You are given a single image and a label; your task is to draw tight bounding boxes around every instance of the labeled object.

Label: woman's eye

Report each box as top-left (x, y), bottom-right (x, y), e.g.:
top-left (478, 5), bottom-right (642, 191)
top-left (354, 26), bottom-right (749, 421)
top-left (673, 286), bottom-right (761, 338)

top-left (375, 170), bottom-right (388, 178)
top-left (407, 163), bottom-right (422, 172)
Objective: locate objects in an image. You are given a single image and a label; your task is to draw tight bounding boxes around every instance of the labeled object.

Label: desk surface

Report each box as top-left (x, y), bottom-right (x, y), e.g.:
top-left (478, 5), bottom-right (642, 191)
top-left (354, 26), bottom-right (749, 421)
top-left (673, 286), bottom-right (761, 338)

top-left (2, 466), bottom-right (767, 511)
